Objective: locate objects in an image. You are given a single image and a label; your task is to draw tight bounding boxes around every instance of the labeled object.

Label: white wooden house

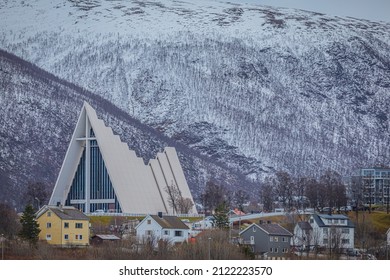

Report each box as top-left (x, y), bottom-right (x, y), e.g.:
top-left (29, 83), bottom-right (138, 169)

top-left (302, 214), bottom-right (355, 251)
top-left (135, 213), bottom-right (189, 246)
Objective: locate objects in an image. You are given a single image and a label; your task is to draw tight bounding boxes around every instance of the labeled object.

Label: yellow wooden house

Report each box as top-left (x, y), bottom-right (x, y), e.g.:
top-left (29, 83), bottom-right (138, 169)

top-left (36, 205), bottom-right (90, 247)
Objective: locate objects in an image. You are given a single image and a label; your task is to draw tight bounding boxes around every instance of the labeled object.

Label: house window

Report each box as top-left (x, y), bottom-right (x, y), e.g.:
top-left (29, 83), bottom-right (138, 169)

top-left (282, 248), bottom-right (288, 253)
top-left (164, 230), bottom-right (170, 235)
top-left (334, 219), bottom-right (339, 224)
top-left (146, 230), bottom-right (152, 236)
top-left (64, 234), bottom-right (69, 240)
top-left (64, 222), bottom-right (69, 228)
top-left (47, 212), bottom-right (51, 217)
top-left (250, 236), bottom-right (255, 244)
top-left (46, 234), bottom-right (52, 240)
top-left (75, 223), bottom-right (83, 229)
top-left (309, 218), bottom-right (313, 224)
top-left (175, 231), bottom-right (183, 237)
top-left (76, 235), bottom-right (83, 240)
top-left (274, 248), bottom-right (278, 253)
top-left (147, 219), bottom-right (151, 225)
top-left (253, 226), bottom-right (256, 232)
top-left (342, 228), bottom-right (350, 234)
top-left (270, 236), bottom-right (273, 242)
top-left (340, 220), bottom-right (346, 224)
top-left (270, 247), bottom-right (273, 253)
top-left (342, 239), bottom-right (349, 244)
top-left (323, 238), bottom-right (328, 244)
top-left (323, 228), bottom-right (328, 234)
top-left (46, 222), bottom-right (52, 228)
top-left (274, 236), bottom-right (279, 242)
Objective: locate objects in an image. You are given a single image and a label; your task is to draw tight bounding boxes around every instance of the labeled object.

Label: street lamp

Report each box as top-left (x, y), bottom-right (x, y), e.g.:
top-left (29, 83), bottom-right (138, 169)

top-left (35, 197), bottom-right (40, 210)
top-left (1, 234), bottom-right (4, 260)
top-left (208, 237), bottom-right (212, 260)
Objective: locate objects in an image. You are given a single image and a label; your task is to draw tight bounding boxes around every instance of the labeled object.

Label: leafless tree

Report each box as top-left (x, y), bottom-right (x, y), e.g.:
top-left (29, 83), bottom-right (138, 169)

top-left (165, 182), bottom-right (194, 214)
top-left (259, 178), bottom-right (274, 212)
top-left (177, 197), bottom-right (194, 214)
top-left (165, 182), bottom-right (181, 214)
top-left (273, 171), bottom-right (295, 212)
top-left (200, 181), bottom-right (227, 214)
top-left (319, 170), bottom-right (347, 212)
top-left (24, 181), bottom-right (48, 210)
top-left (233, 189), bottom-right (249, 212)
top-left (0, 203), bottom-right (21, 238)
top-left (304, 177), bottom-right (320, 209)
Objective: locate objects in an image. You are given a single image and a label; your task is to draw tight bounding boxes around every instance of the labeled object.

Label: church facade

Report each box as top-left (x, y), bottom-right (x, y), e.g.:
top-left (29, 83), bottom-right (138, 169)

top-left (49, 102), bottom-right (197, 215)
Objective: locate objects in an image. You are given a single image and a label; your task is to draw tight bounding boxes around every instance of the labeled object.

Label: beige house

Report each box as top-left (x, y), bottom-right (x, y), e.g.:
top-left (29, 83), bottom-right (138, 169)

top-left (36, 205), bottom-right (90, 247)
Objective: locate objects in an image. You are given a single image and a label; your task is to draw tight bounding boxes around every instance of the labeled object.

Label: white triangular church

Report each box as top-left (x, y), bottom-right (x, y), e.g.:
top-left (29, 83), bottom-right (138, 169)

top-left (49, 102), bottom-right (197, 215)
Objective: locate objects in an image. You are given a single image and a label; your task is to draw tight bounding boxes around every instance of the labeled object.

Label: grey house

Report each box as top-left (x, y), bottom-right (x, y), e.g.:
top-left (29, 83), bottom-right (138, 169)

top-left (240, 221), bottom-right (293, 259)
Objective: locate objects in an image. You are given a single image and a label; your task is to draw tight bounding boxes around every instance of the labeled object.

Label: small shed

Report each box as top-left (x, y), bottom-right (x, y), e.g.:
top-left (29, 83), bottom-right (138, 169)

top-left (91, 234), bottom-right (121, 245)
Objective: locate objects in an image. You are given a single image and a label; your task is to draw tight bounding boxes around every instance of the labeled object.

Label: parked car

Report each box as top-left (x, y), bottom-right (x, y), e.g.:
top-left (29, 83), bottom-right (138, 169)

top-left (321, 207), bottom-right (333, 213)
top-left (346, 248), bottom-right (361, 257)
top-left (340, 206), bottom-right (352, 212)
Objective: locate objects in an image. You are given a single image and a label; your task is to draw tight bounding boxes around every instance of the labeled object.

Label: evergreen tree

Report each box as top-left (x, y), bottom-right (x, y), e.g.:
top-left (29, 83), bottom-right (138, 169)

top-left (19, 204), bottom-right (40, 245)
top-left (212, 202), bottom-right (230, 229)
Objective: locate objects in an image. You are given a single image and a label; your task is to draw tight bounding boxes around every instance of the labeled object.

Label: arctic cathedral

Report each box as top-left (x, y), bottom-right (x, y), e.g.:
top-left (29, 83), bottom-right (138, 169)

top-left (49, 102), bottom-right (197, 215)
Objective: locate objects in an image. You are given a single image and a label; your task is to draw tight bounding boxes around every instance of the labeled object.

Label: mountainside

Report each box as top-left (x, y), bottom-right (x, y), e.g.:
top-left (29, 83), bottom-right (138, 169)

top-left (0, 49), bottom-right (252, 209)
top-left (1, 0), bottom-right (390, 207)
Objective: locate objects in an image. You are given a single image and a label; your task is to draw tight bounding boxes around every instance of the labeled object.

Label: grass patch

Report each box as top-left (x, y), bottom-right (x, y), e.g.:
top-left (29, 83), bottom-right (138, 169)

top-left (348, 211), bottom-right (390, 234)
top-left (369, 212), bottom-right (390, 234)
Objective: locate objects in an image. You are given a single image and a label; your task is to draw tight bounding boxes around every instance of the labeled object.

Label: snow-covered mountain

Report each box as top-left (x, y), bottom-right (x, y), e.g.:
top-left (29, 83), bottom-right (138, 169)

top-left (0, 49), bottom-right (253, 208)
top-left (1, 0), bottom-right (390, 207)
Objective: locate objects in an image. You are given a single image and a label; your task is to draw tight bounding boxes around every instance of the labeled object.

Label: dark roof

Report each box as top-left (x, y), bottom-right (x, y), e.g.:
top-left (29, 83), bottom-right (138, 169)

top-left (150, 215), bottom-right (189, 230)
top-left (297, 221), bottom-right (312, 231)
top-left (258, 223), bottom-right (293, 236)
top-left (92, 234), bottom-right (121, 240)
top-left (311, 213), bottom-right (354, 228)
top-left (37, 206), bottom-right (89, 221)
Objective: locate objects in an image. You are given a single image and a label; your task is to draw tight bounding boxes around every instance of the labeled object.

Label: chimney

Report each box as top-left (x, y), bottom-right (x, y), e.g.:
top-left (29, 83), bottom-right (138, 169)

top-left (57, 202), bottom-right (63, 211)
top-left (158, 212), bottom-right (163, 218)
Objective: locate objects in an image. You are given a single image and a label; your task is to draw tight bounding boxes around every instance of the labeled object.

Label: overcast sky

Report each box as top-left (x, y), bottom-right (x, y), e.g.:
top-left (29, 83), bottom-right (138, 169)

top-left (235, 0), bottom-right (390, 23)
